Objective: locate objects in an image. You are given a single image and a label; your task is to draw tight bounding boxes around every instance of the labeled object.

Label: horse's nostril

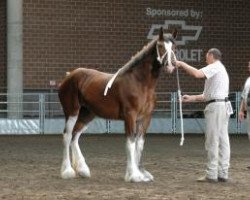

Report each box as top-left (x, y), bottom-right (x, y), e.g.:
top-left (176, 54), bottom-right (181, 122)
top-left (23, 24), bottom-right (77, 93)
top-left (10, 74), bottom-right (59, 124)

top-left (166, 66), bottom-right (175, 74)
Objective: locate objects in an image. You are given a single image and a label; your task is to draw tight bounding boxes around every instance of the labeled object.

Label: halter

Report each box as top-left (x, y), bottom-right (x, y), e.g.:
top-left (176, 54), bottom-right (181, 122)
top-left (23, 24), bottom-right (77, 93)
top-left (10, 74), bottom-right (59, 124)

top-left (156, 41), bottom-right (176, 70)
top-left (156, 41), bottom-right (169, 66)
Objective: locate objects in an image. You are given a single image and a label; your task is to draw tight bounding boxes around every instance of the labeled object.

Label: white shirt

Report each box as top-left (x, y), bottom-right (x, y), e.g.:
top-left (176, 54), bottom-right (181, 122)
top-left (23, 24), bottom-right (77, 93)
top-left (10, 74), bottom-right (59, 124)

top-left (201, 60), bottom-right (229, 101)
top-left (241, 77), bottom-right (250, 100)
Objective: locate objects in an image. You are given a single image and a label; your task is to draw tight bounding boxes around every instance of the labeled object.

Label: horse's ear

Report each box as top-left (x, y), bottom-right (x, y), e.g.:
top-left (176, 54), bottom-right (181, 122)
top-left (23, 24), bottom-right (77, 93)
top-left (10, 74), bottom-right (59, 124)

top-left (159, 27), bottom-right (164, 41)
top-left (172, 28), bottom-right (178, 39)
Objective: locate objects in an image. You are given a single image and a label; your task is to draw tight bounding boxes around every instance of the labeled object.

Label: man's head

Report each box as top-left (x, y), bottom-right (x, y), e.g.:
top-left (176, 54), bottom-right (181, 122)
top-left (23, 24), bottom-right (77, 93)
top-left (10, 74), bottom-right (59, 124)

top-left (206, 48), bottom-right (222, 64)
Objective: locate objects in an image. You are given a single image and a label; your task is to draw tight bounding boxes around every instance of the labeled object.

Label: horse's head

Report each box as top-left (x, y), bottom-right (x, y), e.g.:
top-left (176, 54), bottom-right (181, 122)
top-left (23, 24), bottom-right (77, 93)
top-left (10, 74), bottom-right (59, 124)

top-left (156, 27), bottom-right (177, 73)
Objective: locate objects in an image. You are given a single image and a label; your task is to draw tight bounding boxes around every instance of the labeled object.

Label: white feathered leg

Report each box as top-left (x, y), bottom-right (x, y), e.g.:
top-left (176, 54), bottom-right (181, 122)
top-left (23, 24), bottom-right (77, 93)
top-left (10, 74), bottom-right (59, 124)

top-left (135, 135), bottom-right (144, 166)
top-left (125, 137), bottom-right (150, 182)
top-left (61, 116), bottom-right (77, 179)
top-left (136, 135), bottom-right (154, 181)
top-left (71, 126), bottom-right (91, 178)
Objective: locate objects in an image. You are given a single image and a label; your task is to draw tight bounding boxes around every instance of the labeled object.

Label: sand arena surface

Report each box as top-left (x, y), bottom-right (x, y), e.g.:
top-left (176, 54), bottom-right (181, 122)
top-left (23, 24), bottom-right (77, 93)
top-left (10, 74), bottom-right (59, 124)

top-left (0, 134), bottom-right (250, 200)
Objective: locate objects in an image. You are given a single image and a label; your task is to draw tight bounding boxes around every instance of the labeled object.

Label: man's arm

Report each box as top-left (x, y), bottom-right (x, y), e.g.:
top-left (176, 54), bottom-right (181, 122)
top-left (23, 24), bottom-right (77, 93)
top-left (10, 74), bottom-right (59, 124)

top-left (176, 61), bottom-right (206, 79)
top-left (239, 99), bottom-right (246, 122)
top-left (182, 94), bottom-right (205, 102)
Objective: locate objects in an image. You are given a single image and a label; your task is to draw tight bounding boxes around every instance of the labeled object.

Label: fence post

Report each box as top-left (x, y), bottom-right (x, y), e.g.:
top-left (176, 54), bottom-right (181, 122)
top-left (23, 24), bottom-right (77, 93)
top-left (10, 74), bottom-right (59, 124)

top-left (106, 120), bottom-right (111, 134)
top-left (39, 94), bottom-right (45, 134)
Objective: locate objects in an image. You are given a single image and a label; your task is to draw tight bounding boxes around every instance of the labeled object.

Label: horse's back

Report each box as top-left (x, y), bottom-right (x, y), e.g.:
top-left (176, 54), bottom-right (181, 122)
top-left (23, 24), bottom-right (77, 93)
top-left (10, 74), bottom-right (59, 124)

top-left (59, 68), bottom-right (112, 90)
top-left (58, 67), bottom-right (115, 117)
top-left (64, 68), bottom-right (112, 81)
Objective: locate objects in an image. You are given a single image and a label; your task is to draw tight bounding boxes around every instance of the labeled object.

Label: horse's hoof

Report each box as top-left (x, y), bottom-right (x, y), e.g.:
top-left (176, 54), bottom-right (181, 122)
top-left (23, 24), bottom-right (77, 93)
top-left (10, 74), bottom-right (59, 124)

top-left (124, 172), bottom-right (152, 183)
top-left (141, 169), bottom-right (154, 181)
top-left (124, 172), bottom-right (131, 182)
top-left (126, 176), bottom-right (150, 182)
top-left (61, 168), bottom-right (76, 179)
top-left (75, 161), bottom-right (91, 178)
top-left (77, 167), bottom-right (91, 178)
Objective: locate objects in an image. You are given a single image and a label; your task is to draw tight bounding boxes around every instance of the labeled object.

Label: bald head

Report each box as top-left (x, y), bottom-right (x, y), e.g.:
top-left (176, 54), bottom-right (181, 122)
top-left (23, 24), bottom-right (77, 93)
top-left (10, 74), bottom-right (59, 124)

top-left (207, 48), bottom-right (222, 60)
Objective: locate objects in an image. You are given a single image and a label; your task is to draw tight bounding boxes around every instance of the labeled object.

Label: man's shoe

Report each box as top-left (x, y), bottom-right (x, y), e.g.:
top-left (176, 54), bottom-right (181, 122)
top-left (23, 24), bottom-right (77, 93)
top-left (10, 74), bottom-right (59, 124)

top-left (247, 166), bottom-right (250, 169)
top-left (196, 176), bottom-right (217, 183)
top-left (218, 177), bottom-right (228, 182)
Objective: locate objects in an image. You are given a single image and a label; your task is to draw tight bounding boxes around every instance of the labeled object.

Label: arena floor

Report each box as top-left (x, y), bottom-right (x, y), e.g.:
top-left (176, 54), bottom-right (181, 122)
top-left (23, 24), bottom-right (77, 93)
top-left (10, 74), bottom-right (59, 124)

top-left (1, 134), bottom-right (250, 200)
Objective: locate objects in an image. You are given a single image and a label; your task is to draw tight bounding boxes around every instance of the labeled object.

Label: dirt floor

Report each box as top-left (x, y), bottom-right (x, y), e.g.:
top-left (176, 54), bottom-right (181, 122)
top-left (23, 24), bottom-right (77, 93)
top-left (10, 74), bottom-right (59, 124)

top-left (0, 134), bottom-right (250, 200)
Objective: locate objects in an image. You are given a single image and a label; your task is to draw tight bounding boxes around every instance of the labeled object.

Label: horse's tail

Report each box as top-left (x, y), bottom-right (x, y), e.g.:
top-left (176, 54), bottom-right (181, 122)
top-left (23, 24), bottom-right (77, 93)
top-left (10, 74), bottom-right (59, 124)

top-left (58, 73), bottom-right (81, 122)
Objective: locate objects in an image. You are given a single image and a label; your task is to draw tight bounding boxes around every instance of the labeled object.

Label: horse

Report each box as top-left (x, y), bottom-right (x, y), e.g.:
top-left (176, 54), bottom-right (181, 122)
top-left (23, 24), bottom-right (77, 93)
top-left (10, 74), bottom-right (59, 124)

top-left (58, 27), bottom-right (177, 182)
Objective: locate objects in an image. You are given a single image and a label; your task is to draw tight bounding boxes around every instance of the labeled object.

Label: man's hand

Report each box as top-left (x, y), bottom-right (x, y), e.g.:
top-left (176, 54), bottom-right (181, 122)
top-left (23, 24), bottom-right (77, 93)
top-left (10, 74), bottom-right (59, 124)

top-left (175, 60), bottom-right (183, 68)
top-left (182, 95), bottom-right (195, 102)
top-left (239, 110), bottom-right (245, 122)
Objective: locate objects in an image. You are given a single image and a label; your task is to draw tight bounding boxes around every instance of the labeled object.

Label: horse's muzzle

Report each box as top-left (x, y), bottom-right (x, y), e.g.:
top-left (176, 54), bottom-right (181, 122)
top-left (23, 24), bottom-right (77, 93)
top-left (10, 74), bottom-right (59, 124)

top-left (164, 52), bottom-right (176, 74)
top-left (164, 65), bottom-right (175, 74)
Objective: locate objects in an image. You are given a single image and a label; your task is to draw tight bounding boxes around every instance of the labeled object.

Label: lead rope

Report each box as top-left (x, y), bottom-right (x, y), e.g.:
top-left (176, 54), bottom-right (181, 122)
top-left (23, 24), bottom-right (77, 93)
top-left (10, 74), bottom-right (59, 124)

top-left (173, 52), bottom-right (184, 146)
top-left (157, 46), bottom-right (184, 145)
top-left (104, 68), bottom-right (122, 96)
top-left (176, 67), bottom-right (184, 146)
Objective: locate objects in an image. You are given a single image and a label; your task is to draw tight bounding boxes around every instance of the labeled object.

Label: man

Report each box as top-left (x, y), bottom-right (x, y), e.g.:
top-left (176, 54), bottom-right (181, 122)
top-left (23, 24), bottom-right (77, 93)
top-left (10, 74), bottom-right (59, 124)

top-left (238, 61), bottom-right (250, 169)
top-left (175, 48), bottom-right (232, 182)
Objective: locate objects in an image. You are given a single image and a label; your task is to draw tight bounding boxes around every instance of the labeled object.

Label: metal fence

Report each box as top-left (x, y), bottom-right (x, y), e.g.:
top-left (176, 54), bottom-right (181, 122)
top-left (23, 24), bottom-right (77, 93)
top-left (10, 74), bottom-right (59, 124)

top-left (0, 92), bottom-right (247, 134)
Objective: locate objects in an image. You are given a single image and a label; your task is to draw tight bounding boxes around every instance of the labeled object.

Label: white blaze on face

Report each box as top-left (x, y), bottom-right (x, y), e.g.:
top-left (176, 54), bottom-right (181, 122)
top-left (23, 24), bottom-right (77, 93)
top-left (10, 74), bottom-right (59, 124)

top-left (164, 41), bottom-right (175, 73)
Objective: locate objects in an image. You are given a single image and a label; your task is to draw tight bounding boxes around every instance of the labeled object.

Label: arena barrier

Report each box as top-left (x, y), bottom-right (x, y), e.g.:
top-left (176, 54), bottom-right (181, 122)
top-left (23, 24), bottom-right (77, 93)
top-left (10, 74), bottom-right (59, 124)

top-left (0, 92), bottom-right (247, 134)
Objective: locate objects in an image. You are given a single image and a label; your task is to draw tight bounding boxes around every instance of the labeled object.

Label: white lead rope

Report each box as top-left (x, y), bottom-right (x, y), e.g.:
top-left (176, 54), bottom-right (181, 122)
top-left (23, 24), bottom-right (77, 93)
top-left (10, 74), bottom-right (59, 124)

top-left (176, 67), bottom-right (184, 146)
top-left (170, 49), bottom-right (184, 146)
top-left (104, 68), bottom-right (122, 96)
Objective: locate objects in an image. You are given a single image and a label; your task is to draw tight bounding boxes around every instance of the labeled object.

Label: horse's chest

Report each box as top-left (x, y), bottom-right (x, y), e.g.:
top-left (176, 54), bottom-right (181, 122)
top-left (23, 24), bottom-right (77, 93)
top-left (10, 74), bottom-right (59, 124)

top-left (140, 94), bottom-right (155, 113)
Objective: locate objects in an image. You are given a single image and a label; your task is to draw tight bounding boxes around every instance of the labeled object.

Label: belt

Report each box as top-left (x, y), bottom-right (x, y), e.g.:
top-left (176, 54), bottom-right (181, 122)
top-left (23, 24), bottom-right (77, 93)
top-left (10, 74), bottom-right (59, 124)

top-left (206, 98), bottom-right (228, 105)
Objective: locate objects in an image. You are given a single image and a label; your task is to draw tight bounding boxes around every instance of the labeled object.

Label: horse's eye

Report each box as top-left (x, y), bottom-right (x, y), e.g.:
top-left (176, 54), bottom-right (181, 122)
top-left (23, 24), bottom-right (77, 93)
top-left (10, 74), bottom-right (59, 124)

top-left (172, 45), bottom-right (176, 51)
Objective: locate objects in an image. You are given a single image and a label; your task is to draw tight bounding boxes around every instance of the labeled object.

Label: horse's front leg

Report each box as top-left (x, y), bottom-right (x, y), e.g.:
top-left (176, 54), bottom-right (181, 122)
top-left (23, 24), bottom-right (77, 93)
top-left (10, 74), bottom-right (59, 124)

top-left (124, 113), bottom-right (150, 182)
top-left (135, 136), bottom-right (154, 181)
top-left (135, 121), bottom-right (154, 181)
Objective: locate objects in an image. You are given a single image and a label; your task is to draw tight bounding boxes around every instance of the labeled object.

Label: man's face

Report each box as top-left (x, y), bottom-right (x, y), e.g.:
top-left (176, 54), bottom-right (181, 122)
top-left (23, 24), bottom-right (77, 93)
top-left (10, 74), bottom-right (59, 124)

top-left (205, 53), bottom-right (213, 65)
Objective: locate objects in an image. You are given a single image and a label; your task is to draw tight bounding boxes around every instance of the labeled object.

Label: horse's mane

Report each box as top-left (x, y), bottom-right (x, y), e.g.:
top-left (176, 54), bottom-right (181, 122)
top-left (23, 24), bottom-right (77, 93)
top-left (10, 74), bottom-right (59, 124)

top-left (104, 37), bottom-right (160, 95)
top-left (118, 38), bottom-right (158, 76)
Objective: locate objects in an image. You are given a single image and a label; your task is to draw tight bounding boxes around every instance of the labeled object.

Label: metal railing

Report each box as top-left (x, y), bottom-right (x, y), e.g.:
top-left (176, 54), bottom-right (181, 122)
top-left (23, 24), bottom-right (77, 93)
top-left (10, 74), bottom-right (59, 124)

top-left (0, 92), bottom-right (247, 134)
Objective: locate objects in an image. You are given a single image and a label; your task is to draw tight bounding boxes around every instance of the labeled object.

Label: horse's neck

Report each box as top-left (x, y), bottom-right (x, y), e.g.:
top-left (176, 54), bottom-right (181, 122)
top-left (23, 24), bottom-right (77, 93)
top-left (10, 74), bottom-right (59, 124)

top-left (144, 49), bottom-right (161, 78)
top-left (133, 52), bottom-right (161, 88)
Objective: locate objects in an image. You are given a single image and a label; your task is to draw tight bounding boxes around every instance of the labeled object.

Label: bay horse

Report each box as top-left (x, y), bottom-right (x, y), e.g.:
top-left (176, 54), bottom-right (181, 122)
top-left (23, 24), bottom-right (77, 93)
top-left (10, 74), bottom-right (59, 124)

top-left (58, 27), bottom-right (177, 182)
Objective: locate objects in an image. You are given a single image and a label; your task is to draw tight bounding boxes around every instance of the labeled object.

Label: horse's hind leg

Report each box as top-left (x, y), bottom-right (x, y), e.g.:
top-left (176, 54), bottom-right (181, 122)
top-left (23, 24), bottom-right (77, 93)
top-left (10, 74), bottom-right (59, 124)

top-left (61, 115), bottom-right (78, 179)
top-left (71, 107), bottom-right (95, 178)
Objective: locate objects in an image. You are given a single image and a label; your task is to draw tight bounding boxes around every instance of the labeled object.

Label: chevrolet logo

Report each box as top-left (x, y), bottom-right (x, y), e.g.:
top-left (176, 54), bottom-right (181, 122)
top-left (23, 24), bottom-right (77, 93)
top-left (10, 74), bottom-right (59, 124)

top-left (147, 20), bottom-right (202, 45)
